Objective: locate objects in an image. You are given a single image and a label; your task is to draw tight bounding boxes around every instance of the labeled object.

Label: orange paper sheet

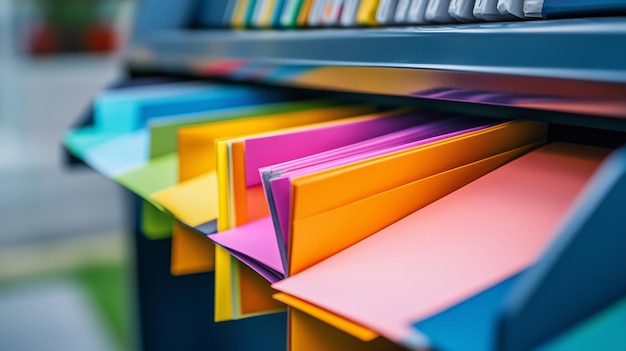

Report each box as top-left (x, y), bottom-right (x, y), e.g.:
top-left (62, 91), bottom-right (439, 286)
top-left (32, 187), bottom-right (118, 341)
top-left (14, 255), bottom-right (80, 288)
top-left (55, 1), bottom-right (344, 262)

top-left (171, 221), bottom-right (215, 275)
top-left (289, 308), bottom-right (402, 351)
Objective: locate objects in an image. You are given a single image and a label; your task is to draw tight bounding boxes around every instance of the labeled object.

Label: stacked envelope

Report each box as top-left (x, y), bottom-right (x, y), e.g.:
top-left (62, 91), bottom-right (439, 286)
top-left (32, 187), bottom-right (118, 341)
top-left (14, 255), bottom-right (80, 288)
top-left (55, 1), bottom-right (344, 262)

top-left (64, 81), bottom-right (626, 350)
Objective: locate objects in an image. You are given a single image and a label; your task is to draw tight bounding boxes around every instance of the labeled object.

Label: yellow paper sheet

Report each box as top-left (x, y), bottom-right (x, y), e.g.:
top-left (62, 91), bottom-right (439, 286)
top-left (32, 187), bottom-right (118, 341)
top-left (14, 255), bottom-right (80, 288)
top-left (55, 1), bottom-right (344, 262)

top-left (216, 246), bottom-right (283, 321)
top-left (216, 140), bottom-right (233, 233)
top-left (215, 245), bottom-right (234, 321)
top-left (151, 172), bottom-right (219, 227)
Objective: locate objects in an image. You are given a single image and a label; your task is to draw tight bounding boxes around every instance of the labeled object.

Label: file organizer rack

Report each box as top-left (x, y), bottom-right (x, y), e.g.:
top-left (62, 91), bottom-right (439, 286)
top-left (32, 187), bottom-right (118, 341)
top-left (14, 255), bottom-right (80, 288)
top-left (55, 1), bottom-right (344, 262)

top-left (67, 1), bottom-right (626, 350)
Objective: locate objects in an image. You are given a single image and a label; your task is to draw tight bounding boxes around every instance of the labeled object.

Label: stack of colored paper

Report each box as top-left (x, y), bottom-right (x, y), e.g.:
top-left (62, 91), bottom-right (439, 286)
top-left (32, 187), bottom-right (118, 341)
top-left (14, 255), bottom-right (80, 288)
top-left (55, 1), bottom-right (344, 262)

top-left (64, 81), bottom-right (626, 351)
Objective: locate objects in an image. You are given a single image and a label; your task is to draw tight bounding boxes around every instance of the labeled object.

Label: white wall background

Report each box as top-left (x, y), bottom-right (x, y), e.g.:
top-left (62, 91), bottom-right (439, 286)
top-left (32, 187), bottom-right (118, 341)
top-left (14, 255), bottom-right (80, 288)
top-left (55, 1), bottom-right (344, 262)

top-left (0, 0), bottom-right (135, 246)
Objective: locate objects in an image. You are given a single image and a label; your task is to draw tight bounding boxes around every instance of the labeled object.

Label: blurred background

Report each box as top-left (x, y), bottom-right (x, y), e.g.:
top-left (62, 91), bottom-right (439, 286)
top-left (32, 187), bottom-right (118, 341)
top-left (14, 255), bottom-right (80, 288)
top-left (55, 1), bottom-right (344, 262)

top-left (0, 0), bottom-right (136, 350)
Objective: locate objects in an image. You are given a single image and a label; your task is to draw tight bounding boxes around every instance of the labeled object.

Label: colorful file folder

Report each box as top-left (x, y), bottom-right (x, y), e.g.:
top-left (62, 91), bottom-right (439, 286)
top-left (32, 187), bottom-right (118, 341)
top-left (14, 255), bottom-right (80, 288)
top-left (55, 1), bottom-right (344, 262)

top-left (146, 100), bottom-right (358, 237)
top-left (153, 101), bottom-right (376, 275)
top-left (273, 142), bottom-right (610, 347)
top-left (149, 101), bottom-right (376, 320)
top-left (139, 101), bottom-right (340, 236)
top-left (217, 109), bottom-right (424, 232)
top-left (118, 100), bottom-right (368, 238)
top-left (209, 117), bottom-right (546, 327)
top-left (209, 110), bottom-right (433, 283)
top-left (208, 109), bottom-right (426, 321)
top-left (63, 79), bottom-right (625, 351)
top-left (151, 100), bottom-right (374, 229)
top-left (213, 114), bottom-right (500, 277)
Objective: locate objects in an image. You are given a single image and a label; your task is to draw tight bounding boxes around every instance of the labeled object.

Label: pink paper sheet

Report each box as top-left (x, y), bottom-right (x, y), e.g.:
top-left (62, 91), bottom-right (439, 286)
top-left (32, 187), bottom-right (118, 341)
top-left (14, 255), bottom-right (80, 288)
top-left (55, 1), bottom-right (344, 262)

top-left (244, 112), bottom-right (428, 187)
top-left (208, 217), bottom-right (284, 274)
top-left (272, 143), bottom-right (609, 342)
top-left (261, 117), bottom-right (474, 175)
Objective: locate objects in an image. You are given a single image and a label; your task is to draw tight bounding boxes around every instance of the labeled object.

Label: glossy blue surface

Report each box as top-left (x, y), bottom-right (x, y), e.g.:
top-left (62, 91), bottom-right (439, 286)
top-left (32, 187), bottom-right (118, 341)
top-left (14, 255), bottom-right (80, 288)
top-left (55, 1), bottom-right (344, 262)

top-left (411, 273), bottom-right (523, 351)
top-left (499, 146), bottom-right (626, 351)
top-left (543, 0), bottom-right (626, 17)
